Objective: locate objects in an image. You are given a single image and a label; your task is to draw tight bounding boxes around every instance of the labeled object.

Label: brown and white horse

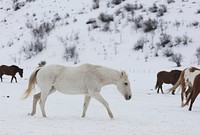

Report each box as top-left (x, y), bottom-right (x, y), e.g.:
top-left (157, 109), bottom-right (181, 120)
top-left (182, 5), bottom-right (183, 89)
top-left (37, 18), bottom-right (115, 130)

top-left (183, 74), bottom-right (200, 111)
top-left (167, 67), bottom-right (200, 107)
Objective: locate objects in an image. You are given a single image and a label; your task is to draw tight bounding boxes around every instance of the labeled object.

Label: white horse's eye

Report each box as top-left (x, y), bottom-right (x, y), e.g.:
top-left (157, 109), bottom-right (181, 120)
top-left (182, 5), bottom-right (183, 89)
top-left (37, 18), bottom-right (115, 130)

top-left (124, 83), bottom-right (128, 86)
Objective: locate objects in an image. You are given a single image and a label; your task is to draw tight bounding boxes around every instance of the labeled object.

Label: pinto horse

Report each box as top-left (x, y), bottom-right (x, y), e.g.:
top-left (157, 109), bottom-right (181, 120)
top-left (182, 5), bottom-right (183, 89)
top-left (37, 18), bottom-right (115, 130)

top-left (22, 64), bottom-right (132, 118)
top-left (183, 73), bottom-right (200, 111)
top-left (167, 67), bottom-right (200, 107)
top-left (155, 70), bottom-right (181, 94)
top-left (0, 65), bottom-right (23, 83)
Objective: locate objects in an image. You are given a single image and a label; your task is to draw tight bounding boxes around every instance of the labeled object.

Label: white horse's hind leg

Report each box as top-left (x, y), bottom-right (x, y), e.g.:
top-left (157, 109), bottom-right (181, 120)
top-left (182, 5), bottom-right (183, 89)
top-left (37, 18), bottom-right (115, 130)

top-left (39, 87), bottom-right (55, 117)
top-left (82, 95), bottom-right (91, 118)
top-left (29, 92), bottom-right (41, 116)
top-left (90, 92), bottom-right (114, 119)
top-left (39, 92), bottom-right (48, 117)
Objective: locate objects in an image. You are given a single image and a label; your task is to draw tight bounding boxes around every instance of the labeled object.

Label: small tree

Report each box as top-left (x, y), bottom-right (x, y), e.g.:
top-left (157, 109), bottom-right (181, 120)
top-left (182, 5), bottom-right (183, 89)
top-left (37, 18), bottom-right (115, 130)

top-left (169, 53), bottom-right (183, 67)
top-left (195, 47), bottom-right (200, 65)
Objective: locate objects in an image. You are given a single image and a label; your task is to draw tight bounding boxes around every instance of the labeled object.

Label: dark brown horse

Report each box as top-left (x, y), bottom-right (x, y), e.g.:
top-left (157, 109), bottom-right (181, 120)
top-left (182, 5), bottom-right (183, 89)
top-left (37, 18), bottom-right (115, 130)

top-left (0, 65), bottom-right (23, 83)
top-left (155, 70), bottom-right (181, 94)
top-left (183, 73), bottom-right (200, 111)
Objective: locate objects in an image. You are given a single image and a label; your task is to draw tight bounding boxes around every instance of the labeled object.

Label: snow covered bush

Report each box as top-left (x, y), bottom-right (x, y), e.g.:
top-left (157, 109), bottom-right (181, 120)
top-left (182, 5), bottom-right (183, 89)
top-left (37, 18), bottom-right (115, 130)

top-left (59, 33), bottom-right (80, 64)
top-left (167, 0), bottom-right (175, 4)
top-left (158, 33), bottom-right (172, 47)
top-left (12, 0), bottom-right (26, 11)
top-left (133, 38), bottom-right (146, 51)
top-left (133, 15), bottom-right (143, 31)
top-left (142, 18), bottom-right (158, 33)
top-left (98, 13), bottom-right (113, 23)
top-left (174, 36), bottom-right (182, 46)
top-left (26, 22), bottom-right (55, 39)
top-left (21, 38), bottom-right (46, 59)
top-left (92, 0), bottom-right (99, 9)
top-left (162, 48), bottom-right (173, 57)
top-left (149, 3), bottom-right (158, 13)
top-left (182, 35), bottom-right (192, 46)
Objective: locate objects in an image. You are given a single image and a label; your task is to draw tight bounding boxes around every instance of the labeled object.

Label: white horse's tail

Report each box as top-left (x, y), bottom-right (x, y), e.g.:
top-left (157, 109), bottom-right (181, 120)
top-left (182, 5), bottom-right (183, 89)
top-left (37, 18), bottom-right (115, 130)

top-left (166, 76), bottom-right (181, 94)
top-left (22, 67), bottom-right (41, 99)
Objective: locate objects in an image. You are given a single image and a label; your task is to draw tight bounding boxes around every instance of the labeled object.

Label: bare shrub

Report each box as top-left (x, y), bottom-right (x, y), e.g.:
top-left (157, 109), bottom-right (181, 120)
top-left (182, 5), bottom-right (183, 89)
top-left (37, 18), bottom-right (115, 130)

top-left (159, 34), bottom-right (172, 47)
top-left (142, 18), bottom-right (158, 33)
top-left (191, 21), bottom-right (199, 28)
top-left (133, 15), bottom-right (143, 31)
top-left (195, 47), bottom-right (200, 65)
top-left (157, 8), bottom-right (164, 17)
top-left (12, 0), bottom-right (25, 11)
top-left (21, 38), bottom-right (46, 59)
top-left (64, 45), bottom-right (79, 63)
top-left (167, 0), bottom-right (175, 4)
top-left (98, 13), bottom-right (114, 23)
top-left (27, 22), bottom-right (55, 39)
top-left (124, 3), bottom-right (134, 12)
top-left (169, 53), bottom-right (183, 67)
top-left (133, 38), bottom-right (146, 51)
top-left (59, 33), bottom-right (80, 64)
top-left (174, 36), bottom-right (182, 46)
top-left (22, 21), bottom-right (54, 59)
top-left (163, 48), bottom-right (173, 57)
top-left (92, 0), bottom-right (99, 9)
top-left (157, 5), bottom-right (167, 17)
top-left (174, 21), bottom-right (181, 30)
top-left (149, 3), bottom-right (158, 13)
top-left (102, 23), bottom-right (111, 32)
top-left (196, 9), bottom-right (200, 14)
top-left (182, 35), bottom-right (192, 46)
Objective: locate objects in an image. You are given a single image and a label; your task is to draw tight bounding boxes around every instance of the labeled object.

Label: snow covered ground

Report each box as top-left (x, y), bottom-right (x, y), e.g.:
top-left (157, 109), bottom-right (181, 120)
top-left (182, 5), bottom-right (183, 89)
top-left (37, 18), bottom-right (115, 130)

top-left (1, 0), bottom-right (200, 134)
top-left (0, 66), bottom-right (200, 135)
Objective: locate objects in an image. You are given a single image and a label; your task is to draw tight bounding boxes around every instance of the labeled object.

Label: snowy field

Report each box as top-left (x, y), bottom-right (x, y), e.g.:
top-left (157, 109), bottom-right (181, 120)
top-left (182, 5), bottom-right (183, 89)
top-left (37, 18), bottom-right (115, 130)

top-left (1, 0), bottom-right (200, 134)
top-left (0, 67), bottom-right (200, 135)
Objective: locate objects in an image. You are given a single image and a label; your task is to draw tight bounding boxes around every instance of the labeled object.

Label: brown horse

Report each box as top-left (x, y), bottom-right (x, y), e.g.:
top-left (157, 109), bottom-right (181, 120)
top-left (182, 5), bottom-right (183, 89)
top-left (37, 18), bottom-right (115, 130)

top-left (0, 65), bottom-right (23, 83)
top-left (155, 70), bottom-right (181, 94)
top-left (183, 73), bottom-right (200, 111)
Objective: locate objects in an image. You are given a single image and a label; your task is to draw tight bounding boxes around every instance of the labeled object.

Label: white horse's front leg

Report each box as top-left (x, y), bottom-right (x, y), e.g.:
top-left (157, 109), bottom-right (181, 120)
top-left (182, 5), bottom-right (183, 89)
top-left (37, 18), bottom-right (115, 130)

top-left (82, 95), bottom-right (91, 118)
top-left (90, 92), bottom-right (114, 119)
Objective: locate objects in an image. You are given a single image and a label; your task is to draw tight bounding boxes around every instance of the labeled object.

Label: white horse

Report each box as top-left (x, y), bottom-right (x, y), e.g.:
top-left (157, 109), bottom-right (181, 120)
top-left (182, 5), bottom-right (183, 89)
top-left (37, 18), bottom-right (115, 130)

top-left (23, 64), bottom-right (132, 118)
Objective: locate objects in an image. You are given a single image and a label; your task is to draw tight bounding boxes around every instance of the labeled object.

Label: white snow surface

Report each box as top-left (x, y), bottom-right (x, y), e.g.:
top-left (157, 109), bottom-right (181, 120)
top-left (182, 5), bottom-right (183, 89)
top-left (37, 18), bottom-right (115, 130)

top-left (0, 0), bottom-right (200, 134)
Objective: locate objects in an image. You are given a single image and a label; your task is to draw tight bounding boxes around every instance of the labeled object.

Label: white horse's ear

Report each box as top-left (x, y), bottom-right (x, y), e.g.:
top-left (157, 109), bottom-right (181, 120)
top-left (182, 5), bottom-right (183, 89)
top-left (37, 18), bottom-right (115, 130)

top-left (121, 71), bottom-right (126, 78)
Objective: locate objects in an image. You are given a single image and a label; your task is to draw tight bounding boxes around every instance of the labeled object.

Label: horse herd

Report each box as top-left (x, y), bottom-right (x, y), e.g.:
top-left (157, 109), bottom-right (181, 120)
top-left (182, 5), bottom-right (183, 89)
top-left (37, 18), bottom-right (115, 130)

top-left (1, 64), bottom-right (200, 118)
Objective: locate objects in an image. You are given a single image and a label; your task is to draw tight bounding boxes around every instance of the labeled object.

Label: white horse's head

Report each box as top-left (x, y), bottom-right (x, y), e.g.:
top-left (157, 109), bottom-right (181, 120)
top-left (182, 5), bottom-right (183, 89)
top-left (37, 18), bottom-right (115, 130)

top-left (116, 71), bottom-right (132, 100)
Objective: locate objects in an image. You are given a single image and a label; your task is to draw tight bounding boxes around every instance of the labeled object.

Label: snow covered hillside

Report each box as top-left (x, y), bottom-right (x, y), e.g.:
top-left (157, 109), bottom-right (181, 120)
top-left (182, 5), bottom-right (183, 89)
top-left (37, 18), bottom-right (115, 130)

top-left (0, 0), bottom-right (200, 67)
